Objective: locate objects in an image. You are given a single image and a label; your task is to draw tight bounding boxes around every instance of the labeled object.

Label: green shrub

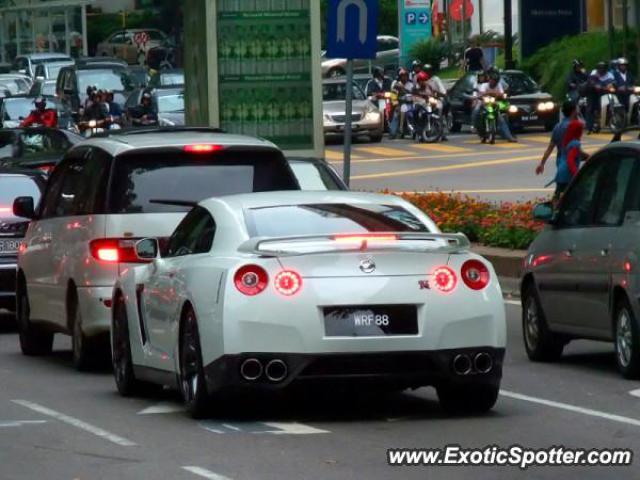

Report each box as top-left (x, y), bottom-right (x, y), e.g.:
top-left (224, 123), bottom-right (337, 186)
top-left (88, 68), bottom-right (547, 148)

top-left (408, 39), bottom-right (454, 73)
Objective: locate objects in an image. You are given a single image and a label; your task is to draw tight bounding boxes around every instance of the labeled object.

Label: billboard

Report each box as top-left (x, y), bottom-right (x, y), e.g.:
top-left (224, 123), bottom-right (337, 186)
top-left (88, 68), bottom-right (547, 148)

top-left (398, 0), bottom-right (432, 68)
top-left (520, 0), bottom-right (584, 58)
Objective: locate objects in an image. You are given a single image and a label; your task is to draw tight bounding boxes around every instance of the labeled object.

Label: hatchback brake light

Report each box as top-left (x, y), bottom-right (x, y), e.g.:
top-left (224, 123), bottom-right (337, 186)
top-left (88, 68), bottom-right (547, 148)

top-left (89, 238), bottom-right (149, 264)
top-left (461, 260), bottom-right (490, 290)
top-left (184, 144), bottom-right (224, 153)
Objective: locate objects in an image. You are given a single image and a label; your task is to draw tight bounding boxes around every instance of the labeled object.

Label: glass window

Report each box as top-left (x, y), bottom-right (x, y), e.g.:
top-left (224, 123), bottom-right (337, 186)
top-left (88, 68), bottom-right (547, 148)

top-left (246, 204), bottom-right (429, 238)
top-left (54, 160), bottom-right (84, 217)
top-left (40, 162), bottom-right (68, 218)
top-left (502, 73), bottom-right (539, 95)
top-left (288, 161), bottom-right (342, 191)
top-left (77, 70), bottom-right (135, 93)
top-left (558, 161), bottom-right (606, 228)
top-left (110, 33), bottom-right (126, 44)
top-left (166, 207), bottom-right (216, 257)
top-left (156, 92), bottom-right (184, 113)
top-left (322, 82), bottom-right (366, 101)
top-left (0, 175), bottom-right (41, 219)
top-left (109, 150), bottom-right (298, 214)
top-left (146, 30), bottom-right (166, 41)
top-left (594, 154), bottom-right (637, 226)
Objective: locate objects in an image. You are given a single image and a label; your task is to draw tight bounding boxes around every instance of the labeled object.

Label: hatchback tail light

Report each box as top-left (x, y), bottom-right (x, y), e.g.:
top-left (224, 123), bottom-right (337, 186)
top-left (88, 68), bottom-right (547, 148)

top-left (234, 265), bottom-right (269, 296)
top-left (89, 238), bottom-right (148, 264)
top-left (274, 270), bottom-right (302, 296)
top-left (461, 260), bottom-right (490, 290)
top-left (431, 266), bottom-right (457, 294)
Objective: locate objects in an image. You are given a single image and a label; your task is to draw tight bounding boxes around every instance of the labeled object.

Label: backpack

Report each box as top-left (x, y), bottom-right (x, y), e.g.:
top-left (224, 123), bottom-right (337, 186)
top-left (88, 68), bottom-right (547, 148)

top-left (554, 139), bottom-right (582, 185)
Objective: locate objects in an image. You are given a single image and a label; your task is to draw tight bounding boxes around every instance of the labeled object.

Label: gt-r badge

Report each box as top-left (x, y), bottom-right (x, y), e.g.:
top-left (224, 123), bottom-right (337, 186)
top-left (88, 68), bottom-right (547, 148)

top-left (359, 258), bottom-right (376, 274)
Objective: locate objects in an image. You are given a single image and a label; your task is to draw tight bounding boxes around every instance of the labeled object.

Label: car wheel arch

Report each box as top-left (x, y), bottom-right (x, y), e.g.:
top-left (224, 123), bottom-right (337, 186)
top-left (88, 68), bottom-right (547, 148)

top-left (66, 280), bottom-right (78, 332)
top-left (611, 286), bottom-right (633, 334)
top-left (176, 301), bottom-right (196, 371)
top-left (520, 273), bottom-right (536, 298)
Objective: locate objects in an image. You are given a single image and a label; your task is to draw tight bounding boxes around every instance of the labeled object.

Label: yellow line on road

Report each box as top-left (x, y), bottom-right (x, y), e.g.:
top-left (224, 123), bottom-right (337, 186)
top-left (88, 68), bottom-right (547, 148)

top-left (409, 143), bottom-right (470, 153)
top-left (356, 146), bottom-right (410, 157)
top-left (490, 142), bottom-right (528, 148)
top-left (522, 135), bottom-right (553, 144)
top-left (324, 150), bottom-right (362, 161)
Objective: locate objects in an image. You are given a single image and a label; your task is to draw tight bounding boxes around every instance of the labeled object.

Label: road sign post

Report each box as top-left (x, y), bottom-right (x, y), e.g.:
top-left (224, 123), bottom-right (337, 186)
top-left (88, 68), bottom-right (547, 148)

top-left (326, 0), bottom-right (378, 187)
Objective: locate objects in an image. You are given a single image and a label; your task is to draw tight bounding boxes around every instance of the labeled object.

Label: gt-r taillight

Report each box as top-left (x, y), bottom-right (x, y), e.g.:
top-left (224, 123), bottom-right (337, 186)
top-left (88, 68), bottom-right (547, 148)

top-left (461, 260), bottom-right (490, 290)
top-left (432, 266), bottom-right (457, 294)
top-left (234, 265), bottom-right (269, 296)
top-left (89, 238), bottom-right (147, 264)
top-left (274, 270), bottom-right (302, 296)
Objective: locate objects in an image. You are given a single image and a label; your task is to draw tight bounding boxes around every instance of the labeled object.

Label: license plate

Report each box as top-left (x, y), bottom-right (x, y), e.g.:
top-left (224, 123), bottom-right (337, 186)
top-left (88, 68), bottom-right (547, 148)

top-left (324, 305), bottom-right (418, 337)
top-left (524, 114), bottom-right (539, 121)
top-left (0, 239), bottom-right (21, 254)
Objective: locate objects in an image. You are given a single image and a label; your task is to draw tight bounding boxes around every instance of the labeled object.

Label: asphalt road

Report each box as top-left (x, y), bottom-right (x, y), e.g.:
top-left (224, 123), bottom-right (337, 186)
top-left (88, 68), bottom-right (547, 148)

top-left (325, 129), bottom-right (627, 202)
top-left (1, 302), bottom-right (639, 480)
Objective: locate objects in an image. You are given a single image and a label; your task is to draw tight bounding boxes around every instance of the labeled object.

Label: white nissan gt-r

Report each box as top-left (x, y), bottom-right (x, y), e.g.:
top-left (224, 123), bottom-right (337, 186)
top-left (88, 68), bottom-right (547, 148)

top-left (111, 191), bottom-right (506, 417)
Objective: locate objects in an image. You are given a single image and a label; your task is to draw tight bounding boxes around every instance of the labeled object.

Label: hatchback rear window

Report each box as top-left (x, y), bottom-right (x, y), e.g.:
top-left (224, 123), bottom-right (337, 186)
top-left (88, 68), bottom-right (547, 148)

top-left (245, 203), bottom-right (428, 237)
top-left (109, 150), bottom-right (299, 213)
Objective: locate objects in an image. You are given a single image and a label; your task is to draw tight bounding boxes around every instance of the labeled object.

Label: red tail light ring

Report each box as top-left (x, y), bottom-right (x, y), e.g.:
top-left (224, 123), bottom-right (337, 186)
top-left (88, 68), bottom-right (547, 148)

top-left (461, 260), bottom-right (490, 290)
top-left (234, 265), bottom-right (269, 296)
top-left (432, 266), bottom-right (457, 294)
top-left (274, 270), bottom-right (302, 296)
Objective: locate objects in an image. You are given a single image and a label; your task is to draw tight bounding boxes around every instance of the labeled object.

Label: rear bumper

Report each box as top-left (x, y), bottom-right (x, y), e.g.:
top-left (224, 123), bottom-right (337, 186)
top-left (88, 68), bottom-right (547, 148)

top-left (76, 285), bottom-right (114, 336)
top-left (203, 347), bottom-right (505, 393)
top-left (0, 262), bottom-right (17, 310)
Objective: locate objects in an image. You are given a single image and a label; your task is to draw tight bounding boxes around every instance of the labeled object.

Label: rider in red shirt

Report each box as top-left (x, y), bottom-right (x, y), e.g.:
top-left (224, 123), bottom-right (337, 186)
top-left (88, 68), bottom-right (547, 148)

top-left (20, 97), bottom-right (58, 128)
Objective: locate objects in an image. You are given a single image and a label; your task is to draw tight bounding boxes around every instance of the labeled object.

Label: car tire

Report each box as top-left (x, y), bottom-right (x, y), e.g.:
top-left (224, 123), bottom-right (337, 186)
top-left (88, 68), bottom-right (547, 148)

top-left (437, 383), bottom-right (499, 415)
top-left (522, 283), bottom-right (564, 362)
top-left (70, 296), bottom-right (108, 371)
top-left (16, 284), bottom-right (53, 356)
top-left (614, 297), bottom-right (640, 379)
top-left (179, 307), bottom-right (210, 419)
top-left (112, 294), bottom-right (149, 396)
top-left (450, 121), bottom-right (462, 133)
top-left (370, 133), bottom-right (383, 143)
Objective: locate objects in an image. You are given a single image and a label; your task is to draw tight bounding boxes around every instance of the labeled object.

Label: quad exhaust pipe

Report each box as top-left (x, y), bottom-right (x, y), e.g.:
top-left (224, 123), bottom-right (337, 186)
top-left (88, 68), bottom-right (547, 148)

top-left (240, 358), bottom-right (288, 382)
top-left (452, 352), bottom-right (493, 375)
top-left (452, 354), bottom-right (472, 375)
top-left (240, 358), bottom-right (263, 381)
top-left (265, 359), bottom-right (288, 382)
top-left (474, 352), bottom-right (493, 374)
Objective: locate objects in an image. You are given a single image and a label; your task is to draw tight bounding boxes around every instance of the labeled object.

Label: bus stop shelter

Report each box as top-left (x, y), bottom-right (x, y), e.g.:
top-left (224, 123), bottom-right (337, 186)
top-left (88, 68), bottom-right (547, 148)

top-left (0, 0), bottom-right (90, 63)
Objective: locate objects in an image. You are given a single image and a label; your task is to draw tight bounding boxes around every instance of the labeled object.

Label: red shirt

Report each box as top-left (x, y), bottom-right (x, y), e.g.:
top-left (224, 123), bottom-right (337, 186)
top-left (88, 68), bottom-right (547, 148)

top-left (20, 109), bottom-right (58, 128)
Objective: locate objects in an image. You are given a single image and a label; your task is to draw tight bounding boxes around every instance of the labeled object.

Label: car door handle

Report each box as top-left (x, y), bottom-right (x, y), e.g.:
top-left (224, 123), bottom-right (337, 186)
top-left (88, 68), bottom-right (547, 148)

top-left (601, 248), bottom-right (611, 257)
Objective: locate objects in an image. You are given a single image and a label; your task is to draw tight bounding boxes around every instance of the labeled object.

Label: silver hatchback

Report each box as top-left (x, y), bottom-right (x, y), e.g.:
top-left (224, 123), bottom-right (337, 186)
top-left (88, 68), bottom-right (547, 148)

top-left (522, 141), bottom-right (640, 379)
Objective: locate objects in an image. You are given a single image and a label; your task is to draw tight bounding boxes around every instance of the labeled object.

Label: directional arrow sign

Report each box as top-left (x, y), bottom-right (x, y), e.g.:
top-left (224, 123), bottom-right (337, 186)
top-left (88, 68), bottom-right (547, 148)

top-left (418, 12), bottom-right (430, 24)
top-left (326, 0), bottom-right (378, 59)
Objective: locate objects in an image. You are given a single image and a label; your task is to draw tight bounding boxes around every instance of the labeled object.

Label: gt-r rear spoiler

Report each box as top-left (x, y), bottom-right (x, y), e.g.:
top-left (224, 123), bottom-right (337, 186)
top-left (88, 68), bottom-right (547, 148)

top-left (238, 232), bottom-right (471, 257)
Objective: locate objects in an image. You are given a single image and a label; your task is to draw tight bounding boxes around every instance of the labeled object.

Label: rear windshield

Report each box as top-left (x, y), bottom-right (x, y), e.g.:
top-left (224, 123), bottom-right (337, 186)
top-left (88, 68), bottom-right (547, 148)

top-left (109, 150), bottom-right (298, 214)
top-left (0, 176), bottom-right (41, 218)
top-left (245, 203), bottom-right (428, 237)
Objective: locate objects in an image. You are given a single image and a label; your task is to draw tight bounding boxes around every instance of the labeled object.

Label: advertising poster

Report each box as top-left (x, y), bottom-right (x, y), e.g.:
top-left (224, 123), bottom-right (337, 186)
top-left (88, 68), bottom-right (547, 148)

top-left (520, 0), bottom-right (583, 58)
top-left (217, 0), bottom-right (314, 150)
top-left (398, 0), bottom-right (432, 68)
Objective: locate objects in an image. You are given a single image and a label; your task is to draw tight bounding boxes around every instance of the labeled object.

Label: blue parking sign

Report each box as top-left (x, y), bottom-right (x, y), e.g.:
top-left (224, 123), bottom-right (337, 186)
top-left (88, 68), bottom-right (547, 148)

top-left (406, 12), bottom-right (417, 25)
top-left (326, 0), bottom-right (379, 59)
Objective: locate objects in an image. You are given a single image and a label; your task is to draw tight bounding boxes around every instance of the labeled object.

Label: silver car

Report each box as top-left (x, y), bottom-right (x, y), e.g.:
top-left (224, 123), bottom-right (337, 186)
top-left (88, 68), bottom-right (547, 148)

top-left (522, 142), bottom-right (640, 379)
top-left (323, 79), bottom-right (383, 142)
top-left (321, 35), bottom-right (399, 78)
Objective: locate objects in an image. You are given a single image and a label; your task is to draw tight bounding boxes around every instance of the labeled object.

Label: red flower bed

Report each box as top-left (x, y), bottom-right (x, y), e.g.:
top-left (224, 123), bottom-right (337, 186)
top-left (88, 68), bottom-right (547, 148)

top-left (397, 192), bottom-right (545, 250)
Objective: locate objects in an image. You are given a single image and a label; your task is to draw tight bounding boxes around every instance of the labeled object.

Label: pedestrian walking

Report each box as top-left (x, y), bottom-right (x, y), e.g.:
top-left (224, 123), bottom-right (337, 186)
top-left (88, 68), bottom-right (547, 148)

top-left (536, 101), bottom-right (578, 177)
top-left (552, 119), bottom-right (590, 200)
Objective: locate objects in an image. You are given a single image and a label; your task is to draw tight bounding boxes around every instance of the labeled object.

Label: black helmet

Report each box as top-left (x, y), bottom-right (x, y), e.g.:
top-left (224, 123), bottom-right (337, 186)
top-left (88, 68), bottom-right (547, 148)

top-left (596, 61), bottom-right (608, 70)
top-left (34, 96), bottom-right (46, 106)
top-left (141, 91), bottom-right (152, 103)
top-left (372, 66), bottom-right (384, 78)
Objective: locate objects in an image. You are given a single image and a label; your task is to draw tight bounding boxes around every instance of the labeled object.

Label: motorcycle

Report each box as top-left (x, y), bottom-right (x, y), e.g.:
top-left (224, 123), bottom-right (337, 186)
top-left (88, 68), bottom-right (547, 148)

top-left (369, 91), bottom-right (393, 132)
top-left (78, 116), bottom-right (121, 138)
top-left (413, 96), bottom-right (444, 143)
top-left (477, 95), bottom-right (512, 144)
top-left (603, 85), bottom-right (628, 131)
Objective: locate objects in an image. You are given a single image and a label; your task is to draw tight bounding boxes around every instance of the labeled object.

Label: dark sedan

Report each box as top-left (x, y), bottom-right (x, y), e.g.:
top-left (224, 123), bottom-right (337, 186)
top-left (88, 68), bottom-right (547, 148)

top-left (0, 169), bottom-right (46, 313)
top-left (0, 128), bottom-right (83, 172)
top-left (449, 70), bottom-right (559, 132)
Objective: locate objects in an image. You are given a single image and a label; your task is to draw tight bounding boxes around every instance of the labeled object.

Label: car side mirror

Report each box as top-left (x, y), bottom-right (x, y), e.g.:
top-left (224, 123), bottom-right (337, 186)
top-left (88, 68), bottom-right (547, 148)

top-left (135, 238), bottom-right (159, 260)
top-left (533, 202), bottom-right (555, 224)
top-left (13, 196), bottom-right (35, 219)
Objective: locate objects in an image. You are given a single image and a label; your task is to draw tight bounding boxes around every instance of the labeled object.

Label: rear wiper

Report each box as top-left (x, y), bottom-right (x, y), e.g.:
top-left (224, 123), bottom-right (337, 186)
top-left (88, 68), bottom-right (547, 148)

top-left (149, 199), bottom-right (199, 208)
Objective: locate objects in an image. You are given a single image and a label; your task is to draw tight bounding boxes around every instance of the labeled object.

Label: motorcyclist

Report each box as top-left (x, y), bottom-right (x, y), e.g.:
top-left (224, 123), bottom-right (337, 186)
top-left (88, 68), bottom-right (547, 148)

top-left (82, 89), bottom-right (107, 123)
top-left (472, 71), bottom-right (517, 143)
top-left (103, 90), bottom-right (123, 126)
top-left (421, 64), bottom-right (450, 139)
top-left (409, 59), bottom-right (423, 84)
top-left (389, 68), bottom-right (414, 140)
top-left (365, 66), bottom-right (391, 97)
top-left (19, 96), bottom-right (58, 128)
top-left (566, 59), bottom-right (588, 103)
top-left (613, 57), bottom-right (636, 112)
top-left (129, 91), bottom-right (159, 126)
top-left (586, 61), bottom-right (615, 133)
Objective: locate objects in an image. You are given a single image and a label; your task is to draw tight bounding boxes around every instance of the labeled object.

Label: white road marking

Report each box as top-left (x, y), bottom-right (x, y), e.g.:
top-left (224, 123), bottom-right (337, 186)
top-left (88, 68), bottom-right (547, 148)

top-left (261, 422), bottom-right (329, 435)
top-left (221, 423), bottom-right (242, 431)
top-left (629, 388), bottom-right (640, 398)
top-left (504, 299), bottom-right (522, 306)
top-left (182, 466), bottom-right (233, 480)
top-left (137, 402), bottom-right (184, 415)
top-left (0, 420), bottom-right (47, 428)
top-left (501, 390), bottom-right (640, 428)
top-left (12, 400), bottom-right (136, 447)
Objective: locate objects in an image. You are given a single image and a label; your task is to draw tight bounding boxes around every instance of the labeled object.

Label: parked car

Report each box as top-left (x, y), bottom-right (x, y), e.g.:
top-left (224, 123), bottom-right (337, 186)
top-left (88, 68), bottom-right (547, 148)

top-left (33, 60), bottom-right (75, 80)
top-left (13, 129), bottom-right (302, 370)
top-left (321, 35), bottom-right (399, 78)
top-left (0, 74), bottom-right (32, 95)
top-left (148, 68), bottom-right (184, 89)
top-left (56, 65), bottom-right (136, 113)
top-left (28, 79), bottom-right (57, 97)
top-left (127, 65), bottom-right (150, 88)
top-left (124, 87), bottom-right (185, 127)
top-left (11, 53), bottom-right (72, 78)
top-left (0, 95), bottom-right (76, 130)
top-left (111, 191), bottom-right (505, 417)
top-left (0, 169), bottom-right (46, 313)
top-left (448, 70), bottom-right (558, 132)
top-left (287, 157), bottom-right (347, 191)
top-left (0, 128), bottom-right (83, 172)
top-left (323, 79), bottom-right (384, 142)
top-left (522, 141), bottom-right (640, 379)
top-left (96, 29), bottom-right (168, 65)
